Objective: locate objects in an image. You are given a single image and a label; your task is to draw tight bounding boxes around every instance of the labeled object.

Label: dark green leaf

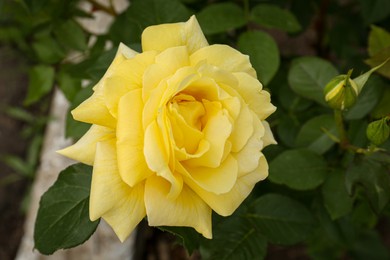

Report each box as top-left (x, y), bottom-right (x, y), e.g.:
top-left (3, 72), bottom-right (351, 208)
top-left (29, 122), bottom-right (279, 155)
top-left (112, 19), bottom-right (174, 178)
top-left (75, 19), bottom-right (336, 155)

top-left (276, 115), bottom-right (300, 147)
top-left (32, 35), bottom-right (66, 64)
top-left (365, 46), bottom-right (390, 79)
top-left (248, 193), bottom-right (316, 245)
top-left (350, 230), bottom-right (390, 260)
top-left (288, 56), bottom-right (338, 106)
top-left (197, 3), bottom-right (246, 35)
top-left (368, 25), bottom-right (390, 56)
top-left (34, 164), bottom-right (99, 255)
top-left (238, 31), bottom-right (280, 85)
top-left (54, 19), bottom-right (87, 51)
top-left (126, 0), bottom-right (191, 30)
top-left (295, 114), bottom-right (337, 154)
top-left (159, 226), bottom-right (201, 255)
top-left (269, 149), bottom-right (327, 190)
top-left (358, 0), bottom-right (390, 24)
top-left (57, 69), bottom-right (81, 101)
top-left (25, 65), bottom-right (55, 105)
top-left (251, 4), bottom-right (301, 33)
top-left (346, 159), bottom-right (390, 213)
top-left (201, 215), bottom-right (267, 260)
top-left (344, 76), bottom-right (384, 120)
top-left (322, 170), bottom-right (354, 220)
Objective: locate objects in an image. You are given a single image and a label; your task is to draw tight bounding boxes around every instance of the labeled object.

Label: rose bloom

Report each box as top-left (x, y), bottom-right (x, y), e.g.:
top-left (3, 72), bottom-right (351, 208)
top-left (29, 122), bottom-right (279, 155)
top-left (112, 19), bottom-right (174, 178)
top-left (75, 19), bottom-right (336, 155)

top-left (59, 16), bottom-right (276, 241)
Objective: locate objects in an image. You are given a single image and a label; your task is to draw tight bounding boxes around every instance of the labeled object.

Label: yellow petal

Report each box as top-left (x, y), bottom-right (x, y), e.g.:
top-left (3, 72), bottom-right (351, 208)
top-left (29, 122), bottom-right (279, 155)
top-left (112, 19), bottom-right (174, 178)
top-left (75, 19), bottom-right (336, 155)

top-left (117, 42), bottom-right (138, 59)
top-left (90, 139), bottom-right (146, 241)
top-left (143, 46), bottom-right (189, 101)
top-left (144, 120), bottom-right (183, 199)
top-left (180, 154), bottom-right (238, 194)
top-left (186, 101), bottom-right (232, 168)
top-left (57, 125), bottom-right (114, 165)
top-left (229, 103), bottom-right (253, 152)
top-left (190, 45), bottom-right (257, 77)
top-left (262, 120), bottom-right (277, 147)
top-left (233, 114), bottom-right (265, 176)
top-left (142, 16), bottom-right (208, 54)
top-left (234, 72), bottom-right (276, 120)
top-left (187, 155), bottom-right (268, 216)
top-left (117, 89), bottom-right (153, 187)
top-left (71, 85), bottom-right (116, 128)
top-left (144, 175), bottom-right (212, 239)
top-left (103, 51), bottom-right (156, 117)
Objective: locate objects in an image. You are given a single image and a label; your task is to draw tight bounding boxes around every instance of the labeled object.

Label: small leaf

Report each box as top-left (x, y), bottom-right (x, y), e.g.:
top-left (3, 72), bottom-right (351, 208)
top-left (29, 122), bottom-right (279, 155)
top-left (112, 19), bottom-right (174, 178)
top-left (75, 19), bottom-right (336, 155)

top-left (54, 19), bottom-right (87, 51)
top-left (288, 56), bottom-right (338, 106)
top-left (295, 114), bottom-right (338, 154)
top-left (250, 4), bottom-right (301, 33)
top-left (57, 69), bottom-right (82, 101)
top-left (34, 164), bottom-right (99, 255)
top-left (126, 0), bottom-right (191, 29)
top-left (269, 149), bottom-right (327, 190)
top-left (197, 3), bottom-right (246, 35)
top-left (358, 0), bottom-right (390, 24)
top-left (354, 58), bottom-right (389, 93)
top-left (248, 194), bottom-right (316, 245)
top-left (238, 31), bottom-right (280, 85)
top-left (159, 226), bottom-right (201, 255)
top-left (344, 76), bottom-right (384, 120)
top-left (201, 215), bottom-right (267, 260)
top-left (32, 35), bottom-right (66, 64)
top-left (365, 47), bottom-right (390, 79)
top-left (322, 170), bottom-right (354, 220)
top-left (346, 159), bottom-right (390, 214)
top-left (366, 117), bottom-right (390, 145)
top-left (24, 65), bottom-right (55, 105)
top-left (368, 25), bottom-right (390, 56)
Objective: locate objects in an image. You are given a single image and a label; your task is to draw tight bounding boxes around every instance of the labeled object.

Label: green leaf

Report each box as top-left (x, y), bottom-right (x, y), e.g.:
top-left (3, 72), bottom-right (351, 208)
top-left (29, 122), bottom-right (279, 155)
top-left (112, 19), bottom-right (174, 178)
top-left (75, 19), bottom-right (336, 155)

top-left (295, 114), bottom-right (337, 154)
top-left (344, 76), bottom-right (384, 120)
top-left (201, 215), bottom-right (267, 260)
top-left (54, 19), bottom-right (87, 51)
top-left (250, 4), bottom-right (301, 33)
top-left (346, 159), bottom-right (390, 214)
top-left (350, 230), bottom-right (390, 260)
top-left (276, 115), bottom-right (301, 147)
top-left (322, 170), bottom-right (354, 220)
top-left (196, 3), bottom-right (246, 35)
top-left (368, 25), bottom-right (390, 56)
top-left (238, 31), bottom-right (280, 85)
top-left (288, 56), bottom-right (338, 106)
top-left (66, 86), bottom-right (93, 139)
top-left (34, 164), bottom-right (99, 255)
top-left (366, 117), bottom-right (390, 145)
top-left (57, 69), bottom-right (82, 101)
top-left (372, 88), bottom-right (390, 118)
top-left (248, 193), bottom-right (316, 245)
top-left (354, 58), bottom-right (389, 93)
top-left (24, 65), bottom-right (55, 105)
top-left (126, 0), bottom-right (190, 30)
top-left (159, 226), bottom-right (201, 255)
top-left (269, 149), bottom-right (327, 190)
top-left (365, 47), bottom-right (390, 79)
top-left (32, 34), bottom-right (66, 64)
top-left (358, 0), bottom-right (390, 24)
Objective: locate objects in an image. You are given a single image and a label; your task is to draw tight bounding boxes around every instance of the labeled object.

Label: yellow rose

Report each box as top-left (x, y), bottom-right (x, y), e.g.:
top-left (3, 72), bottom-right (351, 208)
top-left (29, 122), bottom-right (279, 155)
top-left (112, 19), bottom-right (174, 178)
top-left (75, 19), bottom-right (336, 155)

top-left (58, 16), bottom-right (276, 241)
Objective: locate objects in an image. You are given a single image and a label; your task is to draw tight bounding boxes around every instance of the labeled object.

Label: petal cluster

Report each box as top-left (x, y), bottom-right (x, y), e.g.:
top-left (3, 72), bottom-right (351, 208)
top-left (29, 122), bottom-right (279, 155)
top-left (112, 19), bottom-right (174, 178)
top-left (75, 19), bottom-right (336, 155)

top-left (58, 16), bottom-right (276, 241)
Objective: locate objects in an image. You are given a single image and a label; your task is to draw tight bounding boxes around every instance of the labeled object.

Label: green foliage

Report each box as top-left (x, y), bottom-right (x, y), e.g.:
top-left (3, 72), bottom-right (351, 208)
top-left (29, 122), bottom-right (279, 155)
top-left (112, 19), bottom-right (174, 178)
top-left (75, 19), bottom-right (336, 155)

top-left (3, 0), bottom-right (390, 258)
top-left (250, 4), bottom-right (301, 33)
top-left (197, 3), bottom-right (246, 35)
top-left (238, 31), bottom-right (280, 85)
top-left (34, 164), bottom-right (99, 255)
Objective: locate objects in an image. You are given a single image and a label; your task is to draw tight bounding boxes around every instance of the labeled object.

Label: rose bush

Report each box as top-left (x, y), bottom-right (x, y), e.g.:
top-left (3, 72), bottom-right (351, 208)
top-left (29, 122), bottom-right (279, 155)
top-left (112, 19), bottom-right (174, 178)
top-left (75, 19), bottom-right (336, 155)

top-left (58, 16), bottom-right (276, 241)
